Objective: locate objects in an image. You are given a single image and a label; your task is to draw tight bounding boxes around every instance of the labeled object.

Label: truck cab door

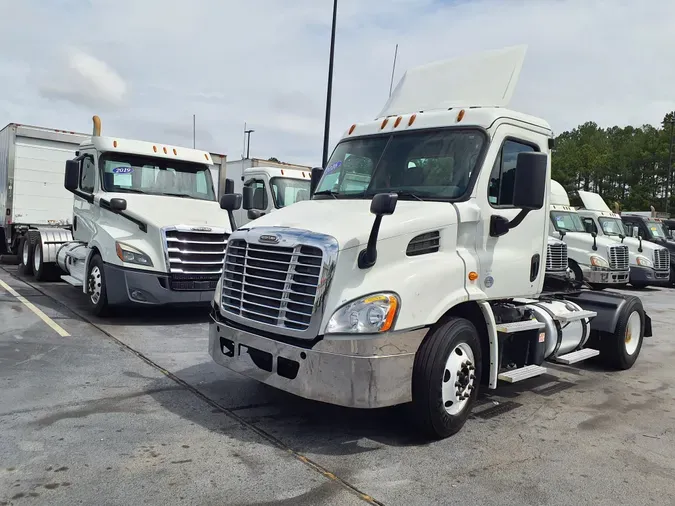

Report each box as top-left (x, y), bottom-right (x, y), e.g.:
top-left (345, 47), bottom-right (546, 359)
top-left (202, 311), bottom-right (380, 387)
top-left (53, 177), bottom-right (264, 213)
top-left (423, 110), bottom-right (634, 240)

top-left (475, 128), bottom-right (549, 298)
top-left (72, 154), bottom-right (98, 243)
top-left (243, 177), bottom-right (269, 221)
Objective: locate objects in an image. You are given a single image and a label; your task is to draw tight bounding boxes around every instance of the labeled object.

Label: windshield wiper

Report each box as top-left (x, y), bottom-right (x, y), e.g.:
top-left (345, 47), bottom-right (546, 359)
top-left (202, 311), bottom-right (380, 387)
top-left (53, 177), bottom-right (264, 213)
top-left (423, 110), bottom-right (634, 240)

top-left (394, 190), bottom-right (425, 202)
top-left (113, 188), bottom-right (145, 194)
top-left (162, 192), bottom-right (193, 198)
top-left (313, 190), bottom-right (339, 199)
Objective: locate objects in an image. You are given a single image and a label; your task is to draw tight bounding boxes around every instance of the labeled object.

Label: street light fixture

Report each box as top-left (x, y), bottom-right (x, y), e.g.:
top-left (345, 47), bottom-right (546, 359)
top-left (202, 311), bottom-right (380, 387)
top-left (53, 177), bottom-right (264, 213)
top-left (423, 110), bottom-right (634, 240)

top-left (245, 129), bottom-right (255, 159)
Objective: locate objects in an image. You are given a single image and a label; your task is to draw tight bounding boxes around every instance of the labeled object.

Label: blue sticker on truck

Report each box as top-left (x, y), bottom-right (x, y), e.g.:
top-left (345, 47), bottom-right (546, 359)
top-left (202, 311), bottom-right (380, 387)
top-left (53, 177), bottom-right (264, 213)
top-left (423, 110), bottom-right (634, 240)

top-left (112, 166), bottom-right (133, 174)
top-left (325, 160), bottom-right (342, 174)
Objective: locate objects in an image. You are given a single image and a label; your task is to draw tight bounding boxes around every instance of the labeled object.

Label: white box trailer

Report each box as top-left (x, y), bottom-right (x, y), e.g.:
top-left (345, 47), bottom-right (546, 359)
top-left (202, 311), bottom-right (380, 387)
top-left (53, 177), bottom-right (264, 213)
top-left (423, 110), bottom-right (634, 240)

top-left (0, 123), bottom-right (90, 255)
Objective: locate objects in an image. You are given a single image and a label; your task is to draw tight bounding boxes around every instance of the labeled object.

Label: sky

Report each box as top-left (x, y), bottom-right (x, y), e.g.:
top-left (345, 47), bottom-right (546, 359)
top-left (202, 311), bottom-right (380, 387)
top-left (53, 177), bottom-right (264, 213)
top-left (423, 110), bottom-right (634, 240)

top-left (1, 0), bottom-right (674, 167)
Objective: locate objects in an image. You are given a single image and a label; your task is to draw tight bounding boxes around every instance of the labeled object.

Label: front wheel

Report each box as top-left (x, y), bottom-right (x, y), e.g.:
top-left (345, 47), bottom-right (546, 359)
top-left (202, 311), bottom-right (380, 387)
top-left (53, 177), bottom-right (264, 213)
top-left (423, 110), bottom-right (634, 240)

top-left (86, 255), bottom-right (109, 316)
top-left (411, 318), bottom-right (482, 440)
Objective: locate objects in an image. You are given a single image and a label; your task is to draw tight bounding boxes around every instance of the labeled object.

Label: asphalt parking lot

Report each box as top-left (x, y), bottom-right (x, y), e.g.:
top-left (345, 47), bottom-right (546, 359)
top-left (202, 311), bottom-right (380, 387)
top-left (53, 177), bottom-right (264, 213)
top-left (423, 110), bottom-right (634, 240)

top-left (2, 264), bottom-right (674, 506)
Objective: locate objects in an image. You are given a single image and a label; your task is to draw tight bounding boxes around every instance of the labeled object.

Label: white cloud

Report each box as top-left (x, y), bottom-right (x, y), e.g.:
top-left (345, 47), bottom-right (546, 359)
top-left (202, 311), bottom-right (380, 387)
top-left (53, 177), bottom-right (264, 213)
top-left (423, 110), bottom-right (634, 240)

top-left (1, 0), bottom-right (674, 166)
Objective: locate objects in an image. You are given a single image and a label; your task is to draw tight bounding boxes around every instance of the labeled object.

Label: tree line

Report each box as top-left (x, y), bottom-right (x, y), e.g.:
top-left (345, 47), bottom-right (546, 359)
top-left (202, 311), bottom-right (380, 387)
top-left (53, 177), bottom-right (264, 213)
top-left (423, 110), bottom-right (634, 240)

top-left (552, 112), bottom-right (675, 214)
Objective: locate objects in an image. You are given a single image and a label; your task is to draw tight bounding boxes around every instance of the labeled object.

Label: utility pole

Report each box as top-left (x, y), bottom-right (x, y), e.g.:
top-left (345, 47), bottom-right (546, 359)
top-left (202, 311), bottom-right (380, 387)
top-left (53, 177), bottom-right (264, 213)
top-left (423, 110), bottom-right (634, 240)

top-left (666, 116), bottom-right (675, 215)
top-left (244, 128), bottom-right (254, 159)
top-left (192, 114), bottom-right (196, 148)
top-left (321, 0), bottom-right (338, 169)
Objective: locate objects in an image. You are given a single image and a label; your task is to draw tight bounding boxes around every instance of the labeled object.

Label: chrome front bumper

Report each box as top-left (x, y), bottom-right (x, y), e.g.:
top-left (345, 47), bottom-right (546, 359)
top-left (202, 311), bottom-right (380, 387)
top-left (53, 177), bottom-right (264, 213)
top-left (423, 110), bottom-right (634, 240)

top-left (581, 267), bottom-right (630, 284)
top-left (208, 313), bottom-right (427, 409)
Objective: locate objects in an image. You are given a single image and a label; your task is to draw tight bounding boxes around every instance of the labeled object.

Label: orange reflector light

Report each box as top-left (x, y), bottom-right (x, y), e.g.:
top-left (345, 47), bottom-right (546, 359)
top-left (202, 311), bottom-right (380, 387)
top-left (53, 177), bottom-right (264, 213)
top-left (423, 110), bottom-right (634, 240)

top-left (153, 145), bottom-right (157, 152)
top-left (468, 271), bottom-right (478, 281)
top-left (457, 109), bottom-right (465, 122)
top-left (408, 114), bottom-right (417, 126)
top-left (113, 140), bottom-right (118, 148)
top-left (163, 147), bottom-right (167, 154)
top-left (348, 124), bottom-right (356, 135)
top-left (281, 169), bottom-right (285, 175)
top-left (382, 295), bottom-right (399, 332)
top-left (204, 153), bottom-right (209, 160)
top-left (394, 116), bottom-right (402, 127)
top-left (302, 172), bottom-right (306, 177)
top-left (173, 148), bottom-right (177, 155)
top-left (381, 118), bottom-right (389, 129)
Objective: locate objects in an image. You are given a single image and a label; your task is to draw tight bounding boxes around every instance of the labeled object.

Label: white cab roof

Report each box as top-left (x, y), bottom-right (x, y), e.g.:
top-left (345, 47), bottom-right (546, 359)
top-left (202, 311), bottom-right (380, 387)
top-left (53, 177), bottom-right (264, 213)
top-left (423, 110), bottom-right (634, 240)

top-left (550, 180), bottom-right (571, 206)
top-left (378, 45), bottom-right (527, 118)
top-left (577, 190), bottom-right (612, 212)
top-left (84, 136), bottom-right (214, 165)
top-left (246, 166), bottom-right (311, 180)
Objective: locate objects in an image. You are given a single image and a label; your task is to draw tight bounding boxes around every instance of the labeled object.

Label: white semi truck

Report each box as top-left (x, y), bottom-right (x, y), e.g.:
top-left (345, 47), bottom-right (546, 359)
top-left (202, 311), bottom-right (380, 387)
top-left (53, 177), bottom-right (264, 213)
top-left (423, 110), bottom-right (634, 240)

top-left (209, 46), bottom-right (652, 439)
top-left (549, 180), bottom-right (630, 289)
top-left (574, 190), bottom-right (670, 288)
top-left (18, 116), bottom-right (239, 315)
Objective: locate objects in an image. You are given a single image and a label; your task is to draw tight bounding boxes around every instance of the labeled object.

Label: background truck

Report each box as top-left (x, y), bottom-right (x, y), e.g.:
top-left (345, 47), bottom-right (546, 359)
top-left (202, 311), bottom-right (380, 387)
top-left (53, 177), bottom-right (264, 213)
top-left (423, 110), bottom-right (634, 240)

top-left (575, 190), bottom-right (670, 288)
top-left (621, 213), bottom-right (675, 285)
top-left (225, 158), bottom-right (311, 225)
top-left (17, 115), bottom-right (237, 316)
top-left (549, 180), bottom-right (630, 289)
top-left (209, 46), bottom-right (652, 440)
top-left (0, 123), bottom-right (89, 260)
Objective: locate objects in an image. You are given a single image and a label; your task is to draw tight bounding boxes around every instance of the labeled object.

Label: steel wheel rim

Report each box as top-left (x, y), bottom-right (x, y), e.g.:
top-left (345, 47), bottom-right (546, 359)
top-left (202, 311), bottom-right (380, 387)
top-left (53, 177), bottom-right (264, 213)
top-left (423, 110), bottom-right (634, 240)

top-left (441, 342), bottom-right (476, 416)
top-left (22, 239), bottom-right (30, 265)
top-left (89, 266), bottom-right (102, 305)
top-left (624, 311), bottom-right (641, 356)
top-left (33, 244), bottom-right (41, 273)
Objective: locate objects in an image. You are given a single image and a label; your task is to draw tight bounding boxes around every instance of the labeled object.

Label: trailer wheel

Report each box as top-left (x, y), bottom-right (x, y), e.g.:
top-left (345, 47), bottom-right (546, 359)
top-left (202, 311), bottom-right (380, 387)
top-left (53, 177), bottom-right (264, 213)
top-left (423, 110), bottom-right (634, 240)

top-left (19, 232), bottom-right (38, 276)
top-left (411, 317), bottom-right (482, 440)
top-left (86, 254), bottom-right (109, 316)
top-left (598, 297), bottom-right (644, 370)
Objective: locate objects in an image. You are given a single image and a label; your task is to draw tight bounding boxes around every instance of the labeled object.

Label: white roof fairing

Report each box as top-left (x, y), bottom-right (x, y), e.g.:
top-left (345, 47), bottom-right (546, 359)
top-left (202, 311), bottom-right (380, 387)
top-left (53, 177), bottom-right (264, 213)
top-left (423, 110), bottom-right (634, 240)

top-left (377, 45), bottom-right (528, 119)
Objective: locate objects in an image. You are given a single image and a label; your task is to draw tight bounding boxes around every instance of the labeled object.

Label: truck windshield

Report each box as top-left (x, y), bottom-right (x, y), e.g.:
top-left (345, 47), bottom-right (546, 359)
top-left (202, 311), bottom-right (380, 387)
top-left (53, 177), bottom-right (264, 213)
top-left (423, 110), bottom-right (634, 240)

top-left (646, 220), bottom-right (667, 238)
top-left (551, 211), bottom-right (586, 232)
top-left (598, 217), bottom-right (626, 236)
top-left (99, 153), bottom-right (216, 201)
top-left (314, 129), bottom-right (486, 200)
top-left (270, 177), bottom-right (311, 208)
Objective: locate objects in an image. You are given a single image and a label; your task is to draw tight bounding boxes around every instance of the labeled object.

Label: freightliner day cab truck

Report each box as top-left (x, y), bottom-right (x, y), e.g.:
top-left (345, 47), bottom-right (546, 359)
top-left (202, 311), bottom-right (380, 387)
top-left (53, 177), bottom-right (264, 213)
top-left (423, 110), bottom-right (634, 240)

top-left (548, 180), bottom-right (630, 290)
top-left (209, 46), bottom-right (652, 439)
top-left (574, 190), bottom-right (670, 288)
top-left (621, 213), bottom-right (675, 285)
top-left (20, 116), bottom-right (238, 315)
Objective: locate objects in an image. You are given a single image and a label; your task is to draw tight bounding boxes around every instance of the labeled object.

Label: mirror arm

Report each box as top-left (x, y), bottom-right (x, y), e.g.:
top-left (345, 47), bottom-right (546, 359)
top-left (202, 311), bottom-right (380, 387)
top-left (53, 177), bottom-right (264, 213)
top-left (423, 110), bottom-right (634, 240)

top-left (489, 209), bottom-right (530, 238)
top-left (358, 215), bottom-right (383, 269)
top-left (227, 211), bottom-right (237, 232)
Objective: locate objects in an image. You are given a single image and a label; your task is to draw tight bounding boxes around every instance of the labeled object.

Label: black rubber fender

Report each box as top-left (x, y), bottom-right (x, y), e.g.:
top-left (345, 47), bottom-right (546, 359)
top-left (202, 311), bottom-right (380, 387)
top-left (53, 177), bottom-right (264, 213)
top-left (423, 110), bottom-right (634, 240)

top-left (563, 290), bottom-right (651, 337)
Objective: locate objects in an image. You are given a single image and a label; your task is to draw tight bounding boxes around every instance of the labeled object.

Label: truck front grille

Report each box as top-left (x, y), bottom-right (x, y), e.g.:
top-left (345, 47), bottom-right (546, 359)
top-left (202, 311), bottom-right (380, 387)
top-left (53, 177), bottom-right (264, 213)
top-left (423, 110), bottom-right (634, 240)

top-left (653, 248), bottom-right (670, 271)
top-left (546, 242), bottom-right (568, 272)
top-left (163, 227), bottom-right (229, 276)
top-left (608, 245), bottom-right (629, 271)
top-left (221, 240), bottom-right (323, 331)
top-left (169, 273), bottom-right (221, 291)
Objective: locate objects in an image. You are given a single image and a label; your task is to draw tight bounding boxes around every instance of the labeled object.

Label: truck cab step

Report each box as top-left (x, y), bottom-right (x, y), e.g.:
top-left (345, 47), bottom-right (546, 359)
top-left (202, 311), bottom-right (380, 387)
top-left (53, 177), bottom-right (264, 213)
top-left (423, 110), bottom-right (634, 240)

top-left (552, 348), bottom-right (599, 365)
top-left (497, 365), bottom-right (547, 383)
top-left (60, 275), bottom-right (83, 287)
top-left (553, 310), bottom-right (597, 323)
top-left (495, 320), bottom-right (545, 334)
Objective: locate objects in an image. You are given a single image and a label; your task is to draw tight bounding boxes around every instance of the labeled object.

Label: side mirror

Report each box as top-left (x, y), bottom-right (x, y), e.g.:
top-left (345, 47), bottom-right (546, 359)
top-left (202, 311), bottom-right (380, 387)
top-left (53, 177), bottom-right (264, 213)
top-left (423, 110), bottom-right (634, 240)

top-left (219, 193), bottom-right (243, 231)
top-left (64, 160), bottom-right (80, 192)
top-left (248, 209), bottom-right (265, 220)
top-left (591, 231), bottom-right (597, 238)
top-left (310, 167), bottom-right (324, 196)
top-left (224, 178), bottom-right (234, 195)
top-left (358, 193), bottom-right (398, 269)
top-left (370, 192), bottom-right (398, 215)
top-left (219, 193), bottom-right (242, 211)
top-left (110, 198), bottom-right (127, 212)
top-left (512, 152), bottom-right (547, 210)
top-left (242, 186), bottom-right (254, 210)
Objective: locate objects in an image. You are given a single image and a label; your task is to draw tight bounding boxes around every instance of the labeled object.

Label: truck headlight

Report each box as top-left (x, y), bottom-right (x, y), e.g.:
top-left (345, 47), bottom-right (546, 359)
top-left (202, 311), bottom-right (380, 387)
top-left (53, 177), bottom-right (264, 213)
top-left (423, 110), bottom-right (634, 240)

top-left (636, 255), bottom-right (653, 267)
top-left (115, 242), bottom-right (153, 267)
top-left (590, 255), bottom-right (609, 268)
top-left (213, 277), bottom-right (223, 307)
top-left (325, 293), bottom-right (400, 334)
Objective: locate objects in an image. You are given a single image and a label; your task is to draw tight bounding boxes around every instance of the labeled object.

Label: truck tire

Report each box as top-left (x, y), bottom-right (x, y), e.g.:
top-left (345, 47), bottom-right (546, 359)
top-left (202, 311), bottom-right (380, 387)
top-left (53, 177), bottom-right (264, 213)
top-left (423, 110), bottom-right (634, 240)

top-left (18, 231), bottom-right (38, 276)
top-left (597, 297), bottom-right (644, 370)
top-left (86, 254), bottom-right (109, 316)
top-left (32, 239), bottom-right (49, 281)
top-left (411, 317), bottom-right (482, 439)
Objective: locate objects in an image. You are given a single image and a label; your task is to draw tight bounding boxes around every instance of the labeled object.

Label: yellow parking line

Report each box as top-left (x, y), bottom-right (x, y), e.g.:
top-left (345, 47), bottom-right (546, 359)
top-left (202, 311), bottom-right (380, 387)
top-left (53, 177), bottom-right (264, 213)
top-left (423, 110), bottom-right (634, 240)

top-left (0, 279), bottom-right (70, 337)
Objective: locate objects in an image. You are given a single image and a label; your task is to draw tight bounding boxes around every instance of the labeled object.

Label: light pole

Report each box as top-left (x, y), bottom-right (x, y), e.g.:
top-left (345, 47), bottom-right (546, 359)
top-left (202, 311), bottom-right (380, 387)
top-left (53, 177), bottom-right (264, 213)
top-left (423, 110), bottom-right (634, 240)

top-left (321, 0), bottom-right (338, 169)
top-left (665, 116), bottom-right (675, 215)
top-left (245, 129), bottom-right (254, 159)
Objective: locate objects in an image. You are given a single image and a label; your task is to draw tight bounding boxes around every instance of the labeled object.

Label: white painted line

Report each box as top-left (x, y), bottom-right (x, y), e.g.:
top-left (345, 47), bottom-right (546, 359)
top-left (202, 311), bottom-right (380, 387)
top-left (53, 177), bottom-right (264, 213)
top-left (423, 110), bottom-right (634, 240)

top-left (0, 279), bottom-right (70, 337)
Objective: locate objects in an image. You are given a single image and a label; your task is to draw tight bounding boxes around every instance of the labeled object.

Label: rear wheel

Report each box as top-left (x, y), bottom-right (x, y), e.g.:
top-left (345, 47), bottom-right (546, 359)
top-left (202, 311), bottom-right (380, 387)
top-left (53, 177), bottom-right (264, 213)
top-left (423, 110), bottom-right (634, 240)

top-left (19, 232), bottom-right (37, 276)
top-left (411, 318), bottom-right (482, 440)
top-left (597, 297), bottom-right (644, 370)
top-left (33, 239), bottom-right (48, 281)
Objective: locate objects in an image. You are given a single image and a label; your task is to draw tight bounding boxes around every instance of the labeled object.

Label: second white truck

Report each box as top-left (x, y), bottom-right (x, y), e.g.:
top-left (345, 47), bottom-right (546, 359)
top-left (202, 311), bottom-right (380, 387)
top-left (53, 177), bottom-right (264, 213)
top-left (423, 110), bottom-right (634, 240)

top-left (22, 115), bottom-right (238, 315)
